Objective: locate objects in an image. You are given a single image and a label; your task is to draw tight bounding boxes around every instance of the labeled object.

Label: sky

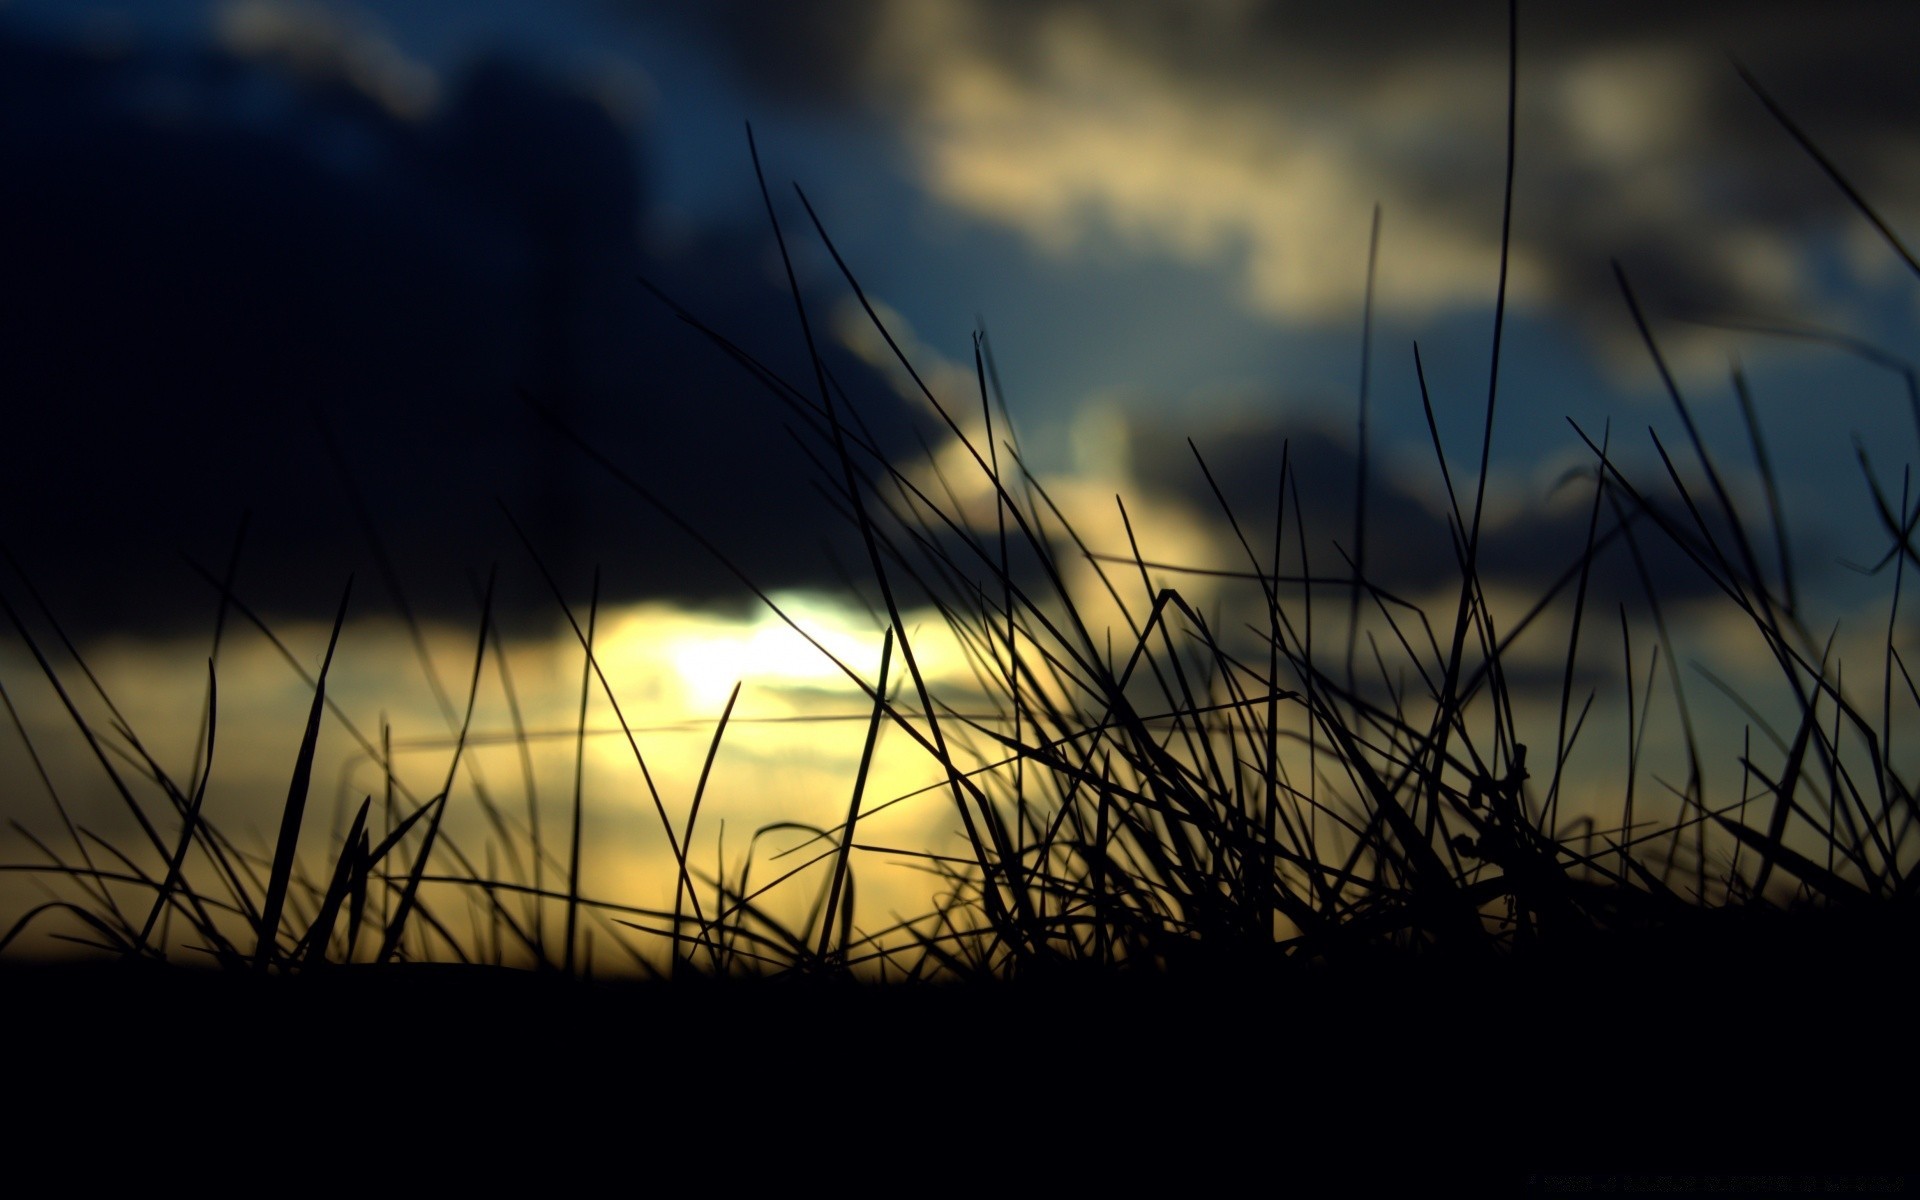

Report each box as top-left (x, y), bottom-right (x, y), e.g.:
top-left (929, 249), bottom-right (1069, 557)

top-left (1, 0), bottom-right (1915, 631)
top-left (1, 0), bottom-right (1916, 963)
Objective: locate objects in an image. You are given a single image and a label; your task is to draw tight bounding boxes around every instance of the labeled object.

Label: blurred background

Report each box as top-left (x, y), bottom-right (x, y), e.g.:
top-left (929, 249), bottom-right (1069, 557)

top-left (1, 0), bottom-right (1915, 964)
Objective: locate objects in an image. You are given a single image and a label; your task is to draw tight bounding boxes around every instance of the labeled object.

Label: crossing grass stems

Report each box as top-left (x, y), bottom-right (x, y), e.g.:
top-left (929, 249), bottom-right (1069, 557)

top-left (1, 10), bottom-right (1916, 1063)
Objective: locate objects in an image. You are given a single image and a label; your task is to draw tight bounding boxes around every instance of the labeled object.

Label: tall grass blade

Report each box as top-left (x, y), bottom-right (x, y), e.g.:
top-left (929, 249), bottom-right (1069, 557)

top-left (818, 627), bottom-right (894, 965)
top-left (565, 568), bottom-right (601, 978)
top-left (1735, 63), bottom-right (1920, 280)
top-left (292, 795), bottom-right (372, 967)
top-left (376, 572), bottom-right (496, 964)
top-left (133, 660), bottom-right (219, 960)
top-left (674, 681), bottom-right (740, 977)
top-left (253, 579), bottom-right (352, 971)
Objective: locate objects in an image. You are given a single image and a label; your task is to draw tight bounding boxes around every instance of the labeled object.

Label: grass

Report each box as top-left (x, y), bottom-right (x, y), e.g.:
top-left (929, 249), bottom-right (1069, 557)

top-left (2, 12), bottom-right (1917, 1187)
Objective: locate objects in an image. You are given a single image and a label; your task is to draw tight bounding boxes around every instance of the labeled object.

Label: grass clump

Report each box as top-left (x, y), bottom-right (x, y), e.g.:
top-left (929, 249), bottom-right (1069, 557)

top-left (2, 16), bottom-right (1917, 1019)
top-left (7, 25), bottom-right (1920, 1186)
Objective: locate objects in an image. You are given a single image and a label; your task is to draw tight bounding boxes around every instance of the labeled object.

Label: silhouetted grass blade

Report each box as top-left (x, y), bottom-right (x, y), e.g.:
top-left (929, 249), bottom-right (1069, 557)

top-left (295, 795), bottom-right (372, 968)
top-left (253, 579), bottom-right (352, 971)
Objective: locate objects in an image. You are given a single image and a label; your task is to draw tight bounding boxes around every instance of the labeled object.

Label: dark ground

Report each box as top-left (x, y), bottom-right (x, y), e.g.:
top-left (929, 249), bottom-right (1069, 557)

top-left (6, 905), bottom-right (1914, 1195)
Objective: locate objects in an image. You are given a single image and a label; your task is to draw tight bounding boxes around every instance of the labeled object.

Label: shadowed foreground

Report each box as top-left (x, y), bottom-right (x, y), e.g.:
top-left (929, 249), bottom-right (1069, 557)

top-left (6, 14), bottom-right (1920, 1195)
top-left (10, 900), bottom-right (1913, 1193)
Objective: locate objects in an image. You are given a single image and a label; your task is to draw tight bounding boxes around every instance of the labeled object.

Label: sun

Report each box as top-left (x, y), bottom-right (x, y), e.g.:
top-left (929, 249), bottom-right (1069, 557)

top-left (584, 591), bottom-right (888, 713)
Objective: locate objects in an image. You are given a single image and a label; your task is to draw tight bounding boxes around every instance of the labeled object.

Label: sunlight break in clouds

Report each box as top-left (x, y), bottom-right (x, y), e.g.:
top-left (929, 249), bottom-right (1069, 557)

top-left (774, 0), bottom-right (1919, 375)
top-left (600, 592), bottom-right (911, 713)
top-left (0, 595), bottom-right (985, 963)
top-left (873, 0), bottom-right (1532, 323)
top-left (831, 293), bottom-right (1243, 633)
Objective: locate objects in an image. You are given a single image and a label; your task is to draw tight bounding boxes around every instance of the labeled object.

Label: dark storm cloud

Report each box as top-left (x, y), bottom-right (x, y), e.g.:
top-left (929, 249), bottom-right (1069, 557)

top-left (0, 26), bottom-right (934, 638)
top-left (1128, 412), bottom-right (1754, 616)
top-left (675, 0), bottom-right (1918, 348)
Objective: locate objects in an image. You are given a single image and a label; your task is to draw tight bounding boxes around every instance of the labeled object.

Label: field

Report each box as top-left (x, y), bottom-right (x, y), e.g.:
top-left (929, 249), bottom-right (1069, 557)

top-left (2, 8), bottom-right (1916, 1191)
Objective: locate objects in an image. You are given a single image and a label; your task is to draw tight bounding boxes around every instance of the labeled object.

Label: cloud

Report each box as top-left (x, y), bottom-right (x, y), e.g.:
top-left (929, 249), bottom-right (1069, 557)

top-left (215, 0), bottom-right (441, 118)
top-left (858, 387), bottom-right (1773, 733)
top-left (6, 5), bottom-right (1903, 648)
top-left (0, 28), bottom-right (938, 638)
top-left (681, 0), bottom-right (1920, 363)
top-left (1121, 408), bottom-right (1763, 619)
